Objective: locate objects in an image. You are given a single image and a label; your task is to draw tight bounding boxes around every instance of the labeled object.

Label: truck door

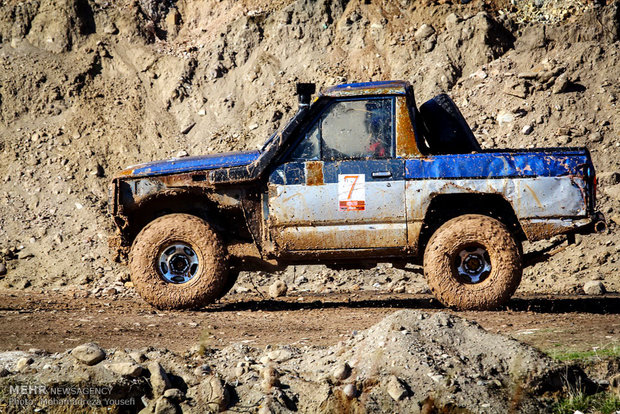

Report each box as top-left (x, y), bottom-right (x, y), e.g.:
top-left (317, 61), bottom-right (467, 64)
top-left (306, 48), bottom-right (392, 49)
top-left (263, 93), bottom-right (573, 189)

top-left (266, 97), bottom-right (407, 252)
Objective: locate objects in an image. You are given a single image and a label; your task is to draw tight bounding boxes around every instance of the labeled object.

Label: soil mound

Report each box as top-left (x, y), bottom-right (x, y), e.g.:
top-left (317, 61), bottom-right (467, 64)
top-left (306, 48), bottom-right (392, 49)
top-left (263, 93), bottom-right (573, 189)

top-left (0, 310), bottom-right (593, 413)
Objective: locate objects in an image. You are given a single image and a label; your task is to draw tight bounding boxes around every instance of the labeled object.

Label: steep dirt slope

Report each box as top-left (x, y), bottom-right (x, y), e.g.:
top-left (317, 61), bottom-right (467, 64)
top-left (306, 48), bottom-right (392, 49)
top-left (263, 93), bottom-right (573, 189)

top-left (0, 0), bottom-right (618, 297)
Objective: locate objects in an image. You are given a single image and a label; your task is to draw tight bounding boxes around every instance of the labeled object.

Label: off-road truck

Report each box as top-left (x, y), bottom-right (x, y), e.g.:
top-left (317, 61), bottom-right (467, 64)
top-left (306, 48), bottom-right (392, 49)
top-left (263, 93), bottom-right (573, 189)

top-left (109, 80), bottom-right (606, 310)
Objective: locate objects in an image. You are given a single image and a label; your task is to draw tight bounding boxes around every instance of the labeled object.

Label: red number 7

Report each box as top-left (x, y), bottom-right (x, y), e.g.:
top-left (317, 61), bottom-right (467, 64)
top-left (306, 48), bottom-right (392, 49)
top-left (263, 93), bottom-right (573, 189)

top-left (344, 175), bottom-right (358, 200)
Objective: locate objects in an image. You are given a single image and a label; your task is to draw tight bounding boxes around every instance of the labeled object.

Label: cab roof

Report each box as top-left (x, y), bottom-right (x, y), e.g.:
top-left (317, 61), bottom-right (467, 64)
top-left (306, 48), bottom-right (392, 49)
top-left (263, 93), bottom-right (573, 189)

top-left (321, 80), bottom-right (411, 98)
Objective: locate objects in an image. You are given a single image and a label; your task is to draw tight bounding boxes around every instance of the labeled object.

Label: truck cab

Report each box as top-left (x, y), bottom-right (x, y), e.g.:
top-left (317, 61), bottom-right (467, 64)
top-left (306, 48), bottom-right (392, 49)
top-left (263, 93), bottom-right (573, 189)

top-left (265, 81), bottom-right (421, 258)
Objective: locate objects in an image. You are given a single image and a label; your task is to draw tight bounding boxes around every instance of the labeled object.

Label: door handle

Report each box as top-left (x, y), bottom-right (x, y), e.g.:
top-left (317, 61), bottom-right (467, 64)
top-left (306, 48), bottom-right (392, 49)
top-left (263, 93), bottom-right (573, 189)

top-left (372, 171), bottom-right (392, 178)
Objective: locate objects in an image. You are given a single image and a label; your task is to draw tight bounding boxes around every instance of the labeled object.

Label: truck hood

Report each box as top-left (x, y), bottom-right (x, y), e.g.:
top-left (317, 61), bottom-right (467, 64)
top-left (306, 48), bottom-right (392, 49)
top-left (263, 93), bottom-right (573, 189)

top-left (117, 150), bottom-right (261, 178)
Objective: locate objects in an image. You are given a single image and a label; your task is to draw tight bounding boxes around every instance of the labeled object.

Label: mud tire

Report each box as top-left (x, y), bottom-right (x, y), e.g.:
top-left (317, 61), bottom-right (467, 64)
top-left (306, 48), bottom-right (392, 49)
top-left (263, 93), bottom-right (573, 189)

top-left (423, 214), bottom-right (522, 310)
top-left (129, 213), bottom-right (227, 310)
top-left (216, 269), bottom-right (239, 300)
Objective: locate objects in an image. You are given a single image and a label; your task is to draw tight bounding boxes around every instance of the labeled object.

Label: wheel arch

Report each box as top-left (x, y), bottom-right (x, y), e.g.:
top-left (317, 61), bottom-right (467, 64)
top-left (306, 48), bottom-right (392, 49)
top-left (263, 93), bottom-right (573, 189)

top-left (120, 189), bottom-right (223, 247)
top-left (417, 192), bottom-right (525, 258)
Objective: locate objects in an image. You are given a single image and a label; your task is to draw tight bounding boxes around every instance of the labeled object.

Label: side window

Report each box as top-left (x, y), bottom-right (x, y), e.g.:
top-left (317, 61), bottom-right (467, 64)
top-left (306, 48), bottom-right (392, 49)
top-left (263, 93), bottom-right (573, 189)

top-left (322, 98), bottom-right (393, 160)
top-left (289, 97), bottom-right (393, 161)
top-left (290, 121), bottom-right (320, 160)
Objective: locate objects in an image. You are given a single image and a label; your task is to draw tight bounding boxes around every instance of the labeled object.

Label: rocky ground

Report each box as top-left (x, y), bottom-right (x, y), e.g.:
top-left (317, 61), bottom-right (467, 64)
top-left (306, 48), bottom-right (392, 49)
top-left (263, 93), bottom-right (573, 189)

top-left (1, 305), bottom-right (618, 413)
top-left (2, 291), bottom-right (620, 412)
top-left (0, 0), bottom-right (619, 412)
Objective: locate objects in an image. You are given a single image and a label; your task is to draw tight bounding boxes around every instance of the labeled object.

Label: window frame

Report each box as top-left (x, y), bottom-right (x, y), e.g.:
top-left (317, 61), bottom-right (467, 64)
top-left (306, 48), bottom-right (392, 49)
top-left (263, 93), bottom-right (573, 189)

top-left (287, 96), bottom-right (396, 162)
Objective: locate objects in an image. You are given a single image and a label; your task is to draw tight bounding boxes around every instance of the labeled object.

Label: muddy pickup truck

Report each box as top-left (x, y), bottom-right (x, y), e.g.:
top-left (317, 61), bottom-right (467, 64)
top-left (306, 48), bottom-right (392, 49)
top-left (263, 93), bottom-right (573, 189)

top-left (109, 80), bottom-right (606, 311)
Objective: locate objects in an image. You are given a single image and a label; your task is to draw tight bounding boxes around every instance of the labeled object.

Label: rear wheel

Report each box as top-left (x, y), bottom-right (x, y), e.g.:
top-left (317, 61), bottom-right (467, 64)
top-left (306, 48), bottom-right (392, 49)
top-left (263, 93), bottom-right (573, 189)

top-left (423, 214), bottom-right (522, 310)
top-left (129, 214), bottom-right (227, 310)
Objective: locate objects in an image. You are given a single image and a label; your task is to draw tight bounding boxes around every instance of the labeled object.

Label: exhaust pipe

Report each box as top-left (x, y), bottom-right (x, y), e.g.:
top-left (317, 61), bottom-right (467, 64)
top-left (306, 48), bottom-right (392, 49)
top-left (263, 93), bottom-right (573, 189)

top-left (297, 83), bottom-right (316, 109)
top-left (594, 219), bottom-right (607, 233)
top-left (592, 212), bottom-right (607, 233)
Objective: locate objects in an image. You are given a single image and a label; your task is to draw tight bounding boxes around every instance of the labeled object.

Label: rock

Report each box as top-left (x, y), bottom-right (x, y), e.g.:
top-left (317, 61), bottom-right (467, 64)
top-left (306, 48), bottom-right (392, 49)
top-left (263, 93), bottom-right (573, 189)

top-left (180, 121), bottom-right (195, 134)
top-left (25, 3), bottom-right (75, 53)
top-left (176, 150), bottom-right (189, 158)
top-left (497, 111), bottom-right (515, 125)
top-left (102, 287), bottom-right (118, 296)
top-left (154, 396), bottom-right (177, 414)
top-left (552, 72), bottom-right (569, 94)
top-left (522, 125), bottom-right (533, 135)
top-left (260, 365), bottom-right (281, 391)
top-left (414, 24), bottom-right (435, 40)
top-left (0, 263), bottom-right (6, 276)
top-left (393, 285), bottom-right (406, 294)
top-left (129, 351), bottom-right (146, 363)
top-left (269, 280), bottom-right (288, 298)
top-left (71, 343), bottom-right (105, 366)
top-left (333, 362), bottom-right (352, 381)
top-left (343, 383), bottom-right (358, 398)
top-left (557, 135), bottom-right (571, 145)
top-left (422, 37), bottom-right (436, 53)
top-left (103, 22), bottom-right (118, 35)
top-left (195, 375), bottom-right (229, 412)
top-left (517, 71), bottom-right (538, 80)
top-left (473, 70), bottom-right (487, 79)
top-left (387, 375), bottom-right (408, 401)
top-left (163, 388), bottom-right (185, 402)
top-left (589, 131), bottom-right (603, 143)
top-left (267, 349), bottom-right (293, 362)
top-left (149, 361), bottom-right (172, 396)
top-left (261, 366), bottom-right (280, 387)
top-left (583, 280), bottom-right (605, 295)
top-left (106, 361), bottom-right (143, 377)
top-left (16, 357), bottom-right (34, 372)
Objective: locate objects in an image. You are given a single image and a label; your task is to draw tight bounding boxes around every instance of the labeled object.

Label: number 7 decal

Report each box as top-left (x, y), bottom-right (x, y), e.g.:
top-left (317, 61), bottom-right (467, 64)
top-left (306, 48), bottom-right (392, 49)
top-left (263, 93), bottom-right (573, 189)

top-left (338, 174), bottom-right (365, 211)
top-left (345, 175), bottom-right (358, 199)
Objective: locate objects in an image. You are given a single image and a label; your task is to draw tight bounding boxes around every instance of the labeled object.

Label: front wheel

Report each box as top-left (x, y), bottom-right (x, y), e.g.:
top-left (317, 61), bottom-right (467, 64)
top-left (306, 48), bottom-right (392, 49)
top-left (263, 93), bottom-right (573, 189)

top-left (129, 214), bottom-right (227, 310)
top-left (423, 214), bottom-right (522, 310)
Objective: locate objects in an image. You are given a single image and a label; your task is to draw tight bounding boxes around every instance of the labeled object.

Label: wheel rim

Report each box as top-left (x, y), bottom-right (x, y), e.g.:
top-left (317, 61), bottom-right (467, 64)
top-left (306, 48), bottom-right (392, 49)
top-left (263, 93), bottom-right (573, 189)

top-left (454, 245), bottom-right (491, 284)
top-left (158, 242), bottom-right (199, 284)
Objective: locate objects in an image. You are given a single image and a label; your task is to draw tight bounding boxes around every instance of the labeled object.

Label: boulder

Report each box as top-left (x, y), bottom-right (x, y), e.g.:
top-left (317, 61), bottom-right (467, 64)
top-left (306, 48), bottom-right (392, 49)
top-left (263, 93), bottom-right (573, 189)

top-left (105, 361), bottom-right (143, 377)
top-left (583, 280), bottom-right (605, 295)
top-left (148, 361), bottom-right (172, 396)
top-left (71, 343), bottom-right (105, 366)
top-left (269, 280), bottom-right (288, 298)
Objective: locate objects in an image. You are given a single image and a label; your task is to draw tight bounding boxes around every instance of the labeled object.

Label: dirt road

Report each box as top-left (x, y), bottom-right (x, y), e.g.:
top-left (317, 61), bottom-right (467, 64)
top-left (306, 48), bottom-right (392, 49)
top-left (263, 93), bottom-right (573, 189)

top-left (1, 290), bottom-right (618, 356)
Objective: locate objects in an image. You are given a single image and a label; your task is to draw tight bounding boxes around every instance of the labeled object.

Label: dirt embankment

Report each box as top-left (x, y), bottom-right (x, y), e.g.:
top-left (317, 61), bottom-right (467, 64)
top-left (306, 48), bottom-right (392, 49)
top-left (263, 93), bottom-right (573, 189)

top-left (0, 0), bottom-right (618, 298)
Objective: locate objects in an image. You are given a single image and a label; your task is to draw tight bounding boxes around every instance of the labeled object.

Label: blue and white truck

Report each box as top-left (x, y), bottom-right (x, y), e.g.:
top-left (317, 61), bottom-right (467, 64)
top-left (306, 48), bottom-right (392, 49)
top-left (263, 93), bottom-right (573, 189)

top-left (109, 80), bottom-right (606, 310)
